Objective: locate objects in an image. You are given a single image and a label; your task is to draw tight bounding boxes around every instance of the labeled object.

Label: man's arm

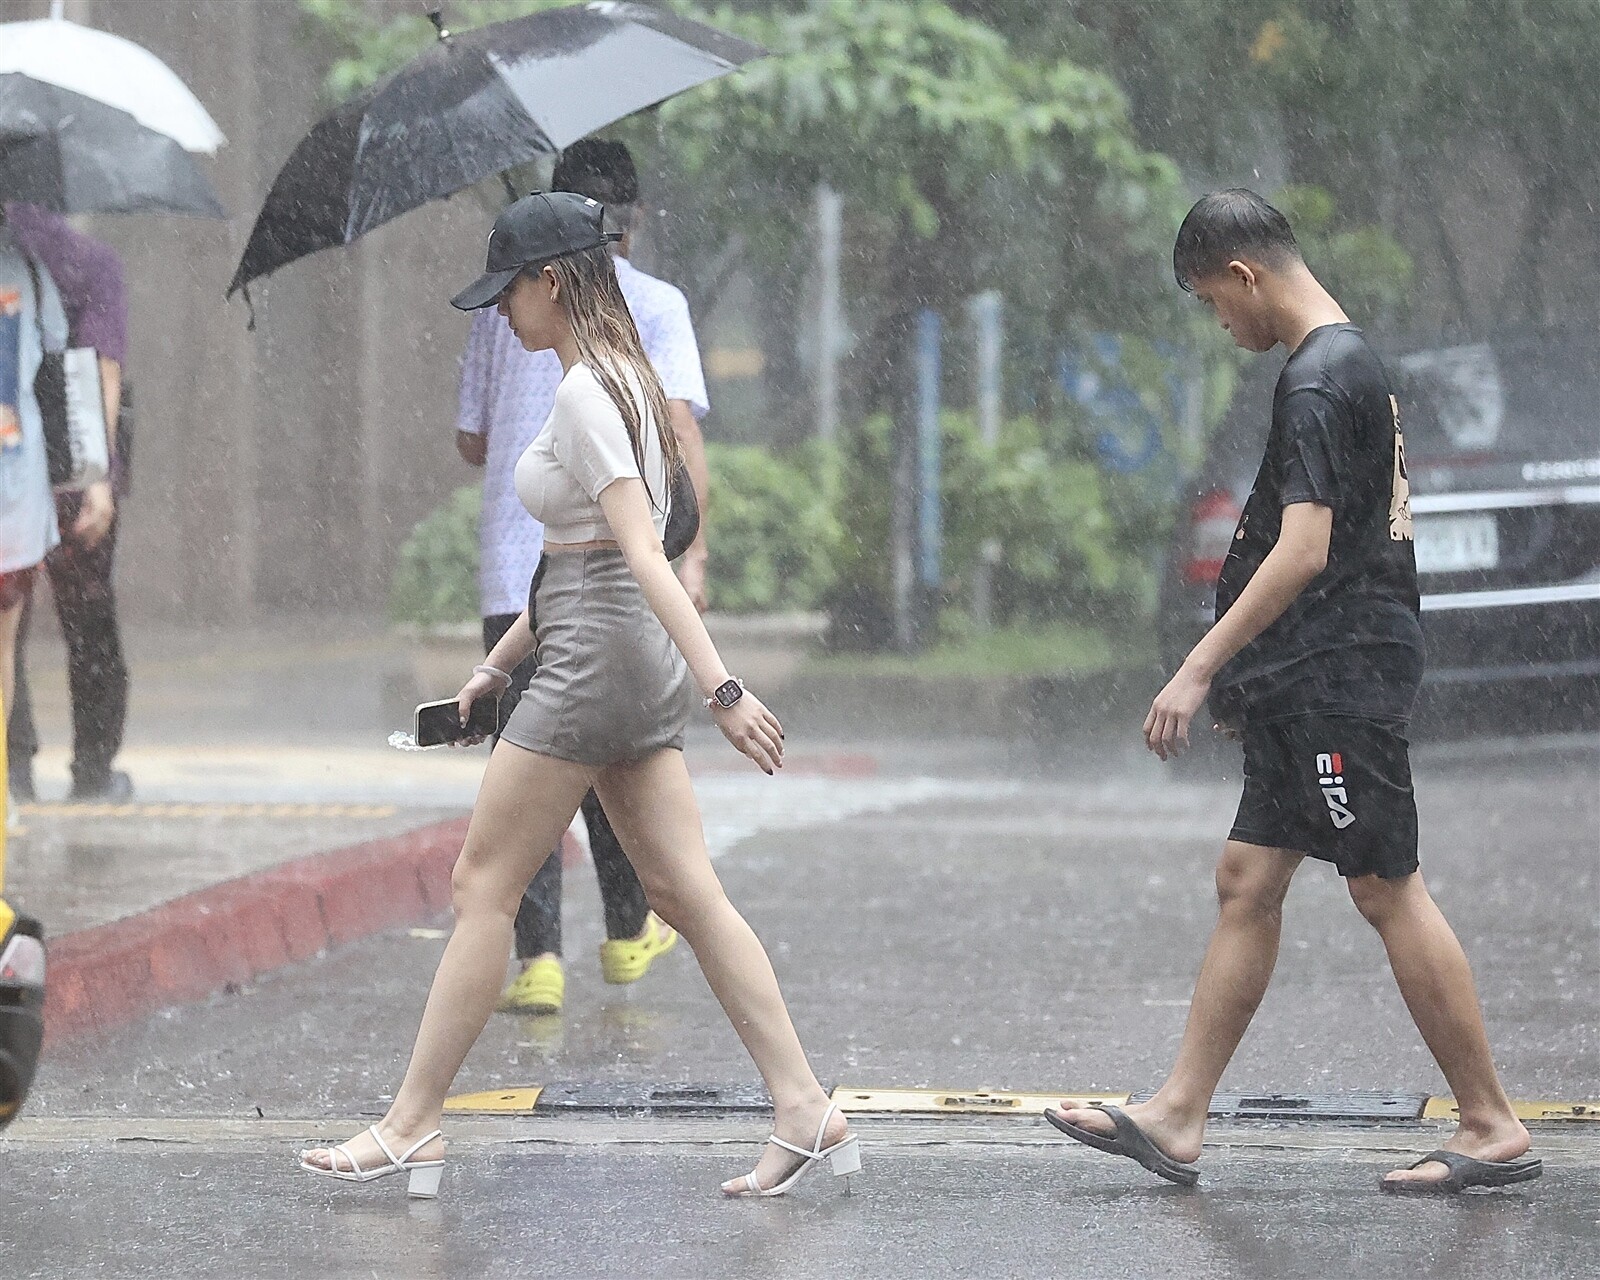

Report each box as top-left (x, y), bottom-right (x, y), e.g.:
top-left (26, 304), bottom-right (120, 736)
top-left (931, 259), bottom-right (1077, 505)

top-left (71, 355), bottom-right (122, 548)
top-left (99, 355), bottom-right (120, 447)
top-left (1144, 501), bottom-right (1333, 758)
top-left (455, 313), bottom-right (493, 468)
top-left (669, 398), bottom-right (710, 612)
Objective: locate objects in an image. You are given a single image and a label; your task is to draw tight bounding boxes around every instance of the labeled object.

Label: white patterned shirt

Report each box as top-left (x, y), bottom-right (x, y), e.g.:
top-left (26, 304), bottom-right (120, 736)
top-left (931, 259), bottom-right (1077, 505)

top-left (456, 256), bottom-right (709, 618)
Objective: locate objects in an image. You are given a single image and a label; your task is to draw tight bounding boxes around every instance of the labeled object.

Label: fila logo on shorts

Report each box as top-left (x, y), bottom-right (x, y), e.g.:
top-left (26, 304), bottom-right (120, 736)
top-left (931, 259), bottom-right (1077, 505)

top-left (1315, 753), bottom-right (1356, 830)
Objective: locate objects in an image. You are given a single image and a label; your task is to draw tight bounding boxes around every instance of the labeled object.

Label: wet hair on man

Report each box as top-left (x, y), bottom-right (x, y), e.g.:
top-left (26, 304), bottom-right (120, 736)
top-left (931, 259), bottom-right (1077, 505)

top-left (1172, 188), bottom-right (1302, 292)
top-left (552, 139), bottom-right (640, 215)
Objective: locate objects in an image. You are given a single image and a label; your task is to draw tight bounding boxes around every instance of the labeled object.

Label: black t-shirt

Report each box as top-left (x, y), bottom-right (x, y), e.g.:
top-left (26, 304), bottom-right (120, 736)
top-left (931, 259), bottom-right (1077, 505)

top-left (1210, 324), bottom-right (1423, 726)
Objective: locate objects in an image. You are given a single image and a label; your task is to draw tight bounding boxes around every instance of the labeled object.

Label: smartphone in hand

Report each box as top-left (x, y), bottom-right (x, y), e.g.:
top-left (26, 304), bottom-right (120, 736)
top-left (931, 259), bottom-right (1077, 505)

top-left (414, 695), bottom-right (499, 747)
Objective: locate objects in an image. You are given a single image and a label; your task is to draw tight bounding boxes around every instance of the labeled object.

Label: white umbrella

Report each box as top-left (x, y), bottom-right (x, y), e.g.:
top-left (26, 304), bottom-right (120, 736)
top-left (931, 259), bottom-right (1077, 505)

top-left (0, 5), bottom-right (225, 155)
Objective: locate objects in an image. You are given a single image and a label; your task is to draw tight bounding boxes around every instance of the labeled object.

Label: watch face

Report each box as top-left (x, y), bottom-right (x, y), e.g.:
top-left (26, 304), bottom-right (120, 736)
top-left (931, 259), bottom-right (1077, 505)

top-left (714, 679), bottom-right (743, 707)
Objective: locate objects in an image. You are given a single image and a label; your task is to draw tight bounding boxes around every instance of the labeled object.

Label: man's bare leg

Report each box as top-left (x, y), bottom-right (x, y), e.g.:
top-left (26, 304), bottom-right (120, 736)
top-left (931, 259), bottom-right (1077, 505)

top-left (1344, 872), bottom-right (1530, 1186)
top-left (1052, 841), bottom-right (1302, 1162)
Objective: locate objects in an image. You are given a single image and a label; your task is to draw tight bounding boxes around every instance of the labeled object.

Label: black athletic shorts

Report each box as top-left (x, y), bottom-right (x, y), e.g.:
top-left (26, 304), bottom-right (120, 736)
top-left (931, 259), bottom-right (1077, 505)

top-left (1229, 713), bottom-right (1419, 880)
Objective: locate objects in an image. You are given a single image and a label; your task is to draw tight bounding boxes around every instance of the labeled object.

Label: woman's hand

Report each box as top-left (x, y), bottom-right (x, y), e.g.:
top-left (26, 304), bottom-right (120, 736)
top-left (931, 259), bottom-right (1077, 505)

top-left (1143, 663), bottom-right (1213, 761)
top-left (452, 671), bottom-right (504, 746)
top-left (713, 691), bottom-right (784, 775)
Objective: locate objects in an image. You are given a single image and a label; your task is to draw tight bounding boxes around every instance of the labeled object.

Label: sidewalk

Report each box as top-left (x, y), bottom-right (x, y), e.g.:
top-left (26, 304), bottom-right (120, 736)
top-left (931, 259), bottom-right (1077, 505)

top-left (5, 617), bottom-right (909, 1046)
top-left (4, 618), bottom-right (488, 1044)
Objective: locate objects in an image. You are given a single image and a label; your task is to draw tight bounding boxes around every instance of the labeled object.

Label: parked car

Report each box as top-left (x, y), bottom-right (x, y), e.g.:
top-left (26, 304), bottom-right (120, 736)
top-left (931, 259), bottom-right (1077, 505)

top-left (1157, 328), bottom-right (1600, 724)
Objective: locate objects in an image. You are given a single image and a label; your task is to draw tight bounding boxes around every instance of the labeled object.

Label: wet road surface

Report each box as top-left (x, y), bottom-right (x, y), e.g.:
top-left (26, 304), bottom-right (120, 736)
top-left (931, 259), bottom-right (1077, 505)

top-left (7, 730), bottom-right (1597, 1278)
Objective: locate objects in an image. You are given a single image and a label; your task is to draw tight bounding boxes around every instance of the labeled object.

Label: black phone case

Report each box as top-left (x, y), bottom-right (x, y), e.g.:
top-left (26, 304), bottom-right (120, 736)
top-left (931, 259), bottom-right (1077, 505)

top-left (415, 696), bottom-right (499, 747)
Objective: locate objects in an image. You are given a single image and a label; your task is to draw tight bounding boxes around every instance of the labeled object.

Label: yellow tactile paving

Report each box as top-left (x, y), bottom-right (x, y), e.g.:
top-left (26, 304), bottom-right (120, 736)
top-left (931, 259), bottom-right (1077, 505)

top-left (444, 1087), bottom-right (545, 1115)
top-left (17, 802), bottom-right (400, 820)
top-left (831, 1087), bottom-right (1130, 1116)
top-left (1424, 1097), bottom-right (1600, 1123)
top-left (444, 1086), bottom-right (1600, 1122)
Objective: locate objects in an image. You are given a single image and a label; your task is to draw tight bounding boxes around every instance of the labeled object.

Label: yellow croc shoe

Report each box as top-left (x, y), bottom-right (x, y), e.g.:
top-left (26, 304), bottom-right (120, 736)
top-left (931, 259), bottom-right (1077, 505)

top-left (497, 956), bottom-right (564, 1014)
top-left (599, 913), bottom-right (678, 985)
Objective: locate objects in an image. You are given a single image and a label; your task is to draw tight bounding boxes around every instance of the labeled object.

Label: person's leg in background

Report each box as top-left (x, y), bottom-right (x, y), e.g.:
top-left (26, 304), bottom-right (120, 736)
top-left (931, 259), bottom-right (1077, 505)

top-left (49, 492), bottom-right (130, 801)
top-left (6, 591), bottom-right (38, 802)
top-left (485, 610), bottom-right (566, 1015)
top-left (585, 789), bottom-right (679, 984)
top-left (0, 571), bottom-right (37, 830)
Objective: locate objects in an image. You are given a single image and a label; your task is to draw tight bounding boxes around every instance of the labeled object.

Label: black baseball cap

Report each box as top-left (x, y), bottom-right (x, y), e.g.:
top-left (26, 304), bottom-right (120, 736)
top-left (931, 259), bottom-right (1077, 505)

top-left (450, 190), bottom-right (621, 311)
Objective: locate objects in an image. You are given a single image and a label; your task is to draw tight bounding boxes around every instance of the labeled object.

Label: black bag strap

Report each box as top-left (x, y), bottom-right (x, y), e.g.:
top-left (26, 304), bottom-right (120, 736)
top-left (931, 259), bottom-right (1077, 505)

top-left (21, 251), bottom-right (48, 343)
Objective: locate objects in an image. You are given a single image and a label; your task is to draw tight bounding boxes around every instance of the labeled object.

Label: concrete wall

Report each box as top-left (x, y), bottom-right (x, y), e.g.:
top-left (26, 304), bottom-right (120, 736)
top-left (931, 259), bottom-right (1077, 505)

top-left (3, 0), bottom-right (485, 623)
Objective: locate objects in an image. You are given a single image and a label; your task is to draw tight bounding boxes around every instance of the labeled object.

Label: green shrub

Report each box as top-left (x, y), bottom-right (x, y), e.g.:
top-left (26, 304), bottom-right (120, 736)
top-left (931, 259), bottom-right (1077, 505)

top-left (704, 442), bottom-right (843, 613)
top-left (388, 451), bottom-right (843, 625)
top-left (827, 411), bottom-right (1162, 647)
top-left (388, 418), bottom-right (1166, 639)
top-left (389, 485), bottom-right (481, 627)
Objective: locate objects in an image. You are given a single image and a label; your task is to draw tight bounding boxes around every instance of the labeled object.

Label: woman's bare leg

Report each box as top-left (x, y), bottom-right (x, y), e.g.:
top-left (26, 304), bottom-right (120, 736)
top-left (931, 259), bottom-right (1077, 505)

top-left (594, 749), bottom-right (845, 1192)
top-left (1, 598), bottom-right (25, 750)
top-left (303, 740), bottom-right (593, 1171)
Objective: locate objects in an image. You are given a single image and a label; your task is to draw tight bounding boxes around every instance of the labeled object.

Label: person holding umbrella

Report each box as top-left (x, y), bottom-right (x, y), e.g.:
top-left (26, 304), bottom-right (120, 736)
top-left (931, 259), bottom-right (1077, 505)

top-left (300, 192), bottom-right (859, 1201)
top-left (5, 202), bottom-right (133, 803)
top-left (0, 207), bottom-right (67, 828)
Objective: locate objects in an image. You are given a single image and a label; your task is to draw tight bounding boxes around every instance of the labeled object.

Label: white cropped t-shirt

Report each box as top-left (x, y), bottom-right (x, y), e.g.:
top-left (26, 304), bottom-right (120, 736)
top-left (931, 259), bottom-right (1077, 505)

top-left (514, 361), bottom-right (669, 545)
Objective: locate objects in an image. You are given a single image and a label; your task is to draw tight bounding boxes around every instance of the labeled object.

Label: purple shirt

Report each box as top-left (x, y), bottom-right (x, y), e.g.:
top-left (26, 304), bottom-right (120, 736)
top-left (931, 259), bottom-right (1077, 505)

top-left (3, 203), bottom-right (127, 363)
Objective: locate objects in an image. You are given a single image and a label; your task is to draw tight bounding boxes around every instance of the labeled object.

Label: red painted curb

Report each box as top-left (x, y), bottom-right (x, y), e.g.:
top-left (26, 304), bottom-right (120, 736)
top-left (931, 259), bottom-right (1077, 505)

top-left (41, 816), bottom-right (478, 1047)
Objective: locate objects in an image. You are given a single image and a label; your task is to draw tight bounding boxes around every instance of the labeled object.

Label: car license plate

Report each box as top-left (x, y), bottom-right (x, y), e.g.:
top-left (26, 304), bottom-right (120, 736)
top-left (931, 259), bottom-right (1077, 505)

top-left (1414, 513), bottom-right (1499, 574)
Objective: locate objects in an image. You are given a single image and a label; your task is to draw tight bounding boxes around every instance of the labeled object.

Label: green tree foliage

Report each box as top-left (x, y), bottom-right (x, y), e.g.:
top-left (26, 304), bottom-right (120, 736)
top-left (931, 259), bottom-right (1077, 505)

top-left (984, 0), bottom-right (1599, 330)
top-left (297, 0), bottom-right (1190, 417)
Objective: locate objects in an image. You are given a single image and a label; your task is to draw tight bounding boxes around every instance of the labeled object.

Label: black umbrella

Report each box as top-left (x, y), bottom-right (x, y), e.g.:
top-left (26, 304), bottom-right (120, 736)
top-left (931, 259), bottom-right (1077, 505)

top-left (227, 2), bottom-right (765, 298)
top-left (0, 72), bottom-right (224, 217)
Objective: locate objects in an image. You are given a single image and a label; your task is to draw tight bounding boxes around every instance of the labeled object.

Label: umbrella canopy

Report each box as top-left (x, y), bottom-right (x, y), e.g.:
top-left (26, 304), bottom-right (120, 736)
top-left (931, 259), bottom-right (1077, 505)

top-left (0, 73), bottom-right (224, 217)
top-left (0, 15), bottom-right (225, 155)
top-left (227, 1), bottom-right (764, 297)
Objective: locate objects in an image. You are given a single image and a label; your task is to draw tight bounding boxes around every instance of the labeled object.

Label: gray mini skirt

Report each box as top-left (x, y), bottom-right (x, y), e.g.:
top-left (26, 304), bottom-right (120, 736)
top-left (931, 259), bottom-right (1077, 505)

top-left (500, 549), bottom-right (696, 766)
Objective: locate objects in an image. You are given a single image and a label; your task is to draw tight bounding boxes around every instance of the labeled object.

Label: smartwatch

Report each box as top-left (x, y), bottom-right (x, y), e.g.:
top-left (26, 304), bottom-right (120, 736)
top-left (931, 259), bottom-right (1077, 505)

top-left (705, 677), bottom-right (745, 710)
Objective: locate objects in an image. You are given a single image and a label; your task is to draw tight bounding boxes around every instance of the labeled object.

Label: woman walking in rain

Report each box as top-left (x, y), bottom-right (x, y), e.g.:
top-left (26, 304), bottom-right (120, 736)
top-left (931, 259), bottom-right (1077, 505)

top-left (299, 192), bottom-right (858, 1200)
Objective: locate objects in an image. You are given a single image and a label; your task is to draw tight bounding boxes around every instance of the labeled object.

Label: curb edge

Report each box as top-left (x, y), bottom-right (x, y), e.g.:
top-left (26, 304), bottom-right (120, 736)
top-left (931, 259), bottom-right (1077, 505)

top-left (41, 816), bottom-right (475, 1047)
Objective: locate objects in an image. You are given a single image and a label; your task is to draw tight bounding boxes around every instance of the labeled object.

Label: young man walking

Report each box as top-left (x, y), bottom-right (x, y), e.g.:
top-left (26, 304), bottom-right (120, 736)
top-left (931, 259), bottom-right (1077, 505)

top-left (1046, 190), bottom-right (1538, 1194)
top-left (4, 204), bottom-right (131, 803)
top-left (455, 140), bottom-right (710, 1014)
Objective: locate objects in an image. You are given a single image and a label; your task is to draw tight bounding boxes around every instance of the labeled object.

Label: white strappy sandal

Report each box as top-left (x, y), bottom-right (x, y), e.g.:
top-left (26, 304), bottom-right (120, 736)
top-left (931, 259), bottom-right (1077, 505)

top-left (722, 1104), bottom-right (862, 1198)
top-left (299, 1126), bottom-right (446, 1199)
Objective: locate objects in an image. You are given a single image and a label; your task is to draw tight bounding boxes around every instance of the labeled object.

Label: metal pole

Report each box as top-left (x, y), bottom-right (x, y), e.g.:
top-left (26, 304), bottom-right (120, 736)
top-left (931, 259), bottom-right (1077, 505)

top-left (916, 308), bottom-right (943, 631)
top-left (890, 311), bottom-right (917, 652)
top-left (968, 292), bottom-right (1003, 628)
top-left (970, 290), bottom-right (1002, 446)
top-left (815, 183), bottom-right (842, 444)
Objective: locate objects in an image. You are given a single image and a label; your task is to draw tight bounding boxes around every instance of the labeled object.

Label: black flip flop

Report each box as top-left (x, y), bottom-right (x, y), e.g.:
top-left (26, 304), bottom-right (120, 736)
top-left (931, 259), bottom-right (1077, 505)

top-left (1380, 1149), bottom-right (1543, 1195)
top-left (1044, 1103), bottom-right (1200, 1187)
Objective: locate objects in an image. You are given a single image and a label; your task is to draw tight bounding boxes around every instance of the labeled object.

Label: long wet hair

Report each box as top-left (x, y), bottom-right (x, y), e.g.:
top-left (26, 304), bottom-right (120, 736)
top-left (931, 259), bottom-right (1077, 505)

top-left (542, 245), bottom-right (680, 515)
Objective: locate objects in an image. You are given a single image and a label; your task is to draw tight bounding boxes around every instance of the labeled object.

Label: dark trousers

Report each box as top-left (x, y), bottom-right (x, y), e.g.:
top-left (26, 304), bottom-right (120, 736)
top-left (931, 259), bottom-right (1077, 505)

top-left (483, 612), bottom-right (650, 961)
top-left (9, 491), bottom-right (128, 791)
